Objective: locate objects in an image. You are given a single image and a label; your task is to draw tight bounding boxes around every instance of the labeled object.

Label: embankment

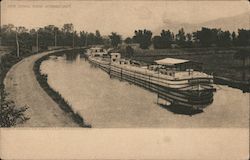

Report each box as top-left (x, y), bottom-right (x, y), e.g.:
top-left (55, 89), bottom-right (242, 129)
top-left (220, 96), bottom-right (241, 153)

top-left (33, 49), bottom-right (91, 127)
top-left (4, 49), bottom-right (87, 127)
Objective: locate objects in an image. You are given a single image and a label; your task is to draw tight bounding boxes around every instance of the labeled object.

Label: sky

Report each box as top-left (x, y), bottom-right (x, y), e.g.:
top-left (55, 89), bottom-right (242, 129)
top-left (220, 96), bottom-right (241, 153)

top-left (1, 0), bottom-right (249, 37)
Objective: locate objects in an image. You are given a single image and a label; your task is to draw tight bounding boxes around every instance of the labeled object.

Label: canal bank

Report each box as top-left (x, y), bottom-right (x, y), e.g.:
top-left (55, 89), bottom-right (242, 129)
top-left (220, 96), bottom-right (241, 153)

top-left (33, 49), bottom-right (91, 127)
top-left (4, 49), bottom-right (80, 127)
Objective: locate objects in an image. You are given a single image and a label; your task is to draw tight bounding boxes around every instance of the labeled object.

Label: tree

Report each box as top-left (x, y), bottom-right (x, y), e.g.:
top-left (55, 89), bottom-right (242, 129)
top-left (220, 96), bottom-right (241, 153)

top-left (193, 27), bottom-right (219, 47)
top-left (152, 36), bottom-right (163, 49)
top-left (216, 30), bottom-right (231, 47)
top-left (125, 46), bottom-right (134, 58)
top-left (1, 24), bottom-right (16, 46)
top-left (186, 33), bottom-right (193, 48)
top-left (109, 32), bottom-right (122, 48)
top-left (0, 89), bottom-right (29, 127)
top-left (175, 28), bottom-right (186, 47)
top-left (237, 29), bottom-right (250, 46)
top-left (87, 32), bottom-right (96, 45)
top-left (124, 37), bottom-right (133, 44)
top-left (133, 29), bottom-right (152, 49)
top-left (95, 30), bottom-right (103, 45)
top-left (62, 23), bottom-right (74, 33)
top-left (152, 30), bottom-right (174, 49)
top-left (231, 31), bottom-right (237, 46)
top-left (16, 26), bottom-right (28, 33)
top-left (79, 31), bottom-right (87, 46)
top-left (37, 26), bottom-right (54, 49)
top-left (61, 23), bottom-right (74, 46)
top-left (160, 30), bottom-right (174, 48)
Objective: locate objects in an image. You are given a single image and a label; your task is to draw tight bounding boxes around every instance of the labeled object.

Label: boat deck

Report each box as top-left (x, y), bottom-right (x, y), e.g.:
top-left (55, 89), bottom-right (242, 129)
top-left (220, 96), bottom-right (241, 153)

top-left (112, 63), bottom-right (212, 81)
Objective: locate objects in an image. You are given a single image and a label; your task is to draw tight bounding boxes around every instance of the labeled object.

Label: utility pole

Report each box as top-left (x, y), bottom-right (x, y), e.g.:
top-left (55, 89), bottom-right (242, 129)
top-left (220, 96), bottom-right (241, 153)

top-left (55, 30), bottom-right (57, 47)
top-left (85, 32), bottom-right (88, 47)
top-left (72, 31), bottom-right (75, 49)
top-left (36, 30), bottom-right (39, 53)
top-left (16, 29), bottom-right (19, 58)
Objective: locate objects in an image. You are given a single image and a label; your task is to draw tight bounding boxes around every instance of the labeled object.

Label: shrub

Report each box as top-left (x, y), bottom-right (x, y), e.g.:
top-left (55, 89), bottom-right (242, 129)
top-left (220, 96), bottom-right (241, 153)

top-left (0, 89), bottom-right (29, 127)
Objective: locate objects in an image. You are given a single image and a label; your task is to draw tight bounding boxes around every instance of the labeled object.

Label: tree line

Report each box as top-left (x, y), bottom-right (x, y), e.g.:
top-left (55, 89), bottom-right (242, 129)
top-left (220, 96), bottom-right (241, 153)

top-left (127, 28), bottom-right (250, 49)
top-left (1, 23), bottom-right (250, 51)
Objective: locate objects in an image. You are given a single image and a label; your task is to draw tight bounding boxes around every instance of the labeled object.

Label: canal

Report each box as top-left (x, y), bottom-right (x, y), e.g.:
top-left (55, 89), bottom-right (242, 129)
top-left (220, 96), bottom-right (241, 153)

top-left (40, 52), bottom-right (249, 128)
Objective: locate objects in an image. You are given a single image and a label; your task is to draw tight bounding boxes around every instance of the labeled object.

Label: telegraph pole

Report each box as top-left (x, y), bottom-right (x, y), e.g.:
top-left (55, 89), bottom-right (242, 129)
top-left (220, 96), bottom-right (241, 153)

top-left (15, 28), bottom-right (19, 57)
top-left (55, 30), bottom-right (57, 47)
top-left (85, 32), bottom-right (88, 47)
top-left (36, 30), bottom-right (39, 53)
top-left (72, 31), bottom-right (75, 49)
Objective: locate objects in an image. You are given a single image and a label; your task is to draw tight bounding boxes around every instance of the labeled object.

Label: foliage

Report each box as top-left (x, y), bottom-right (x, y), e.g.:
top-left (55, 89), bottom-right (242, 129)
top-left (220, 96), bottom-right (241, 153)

top-left (0, 88), bottom-right (29, 127)
top-left (1, 24), bottom-right (108, 50)
top-left (236, 29), bottom-right (250, 46)
top-left (125, 46), bottom-right (134, 58)
top-left (193, 27), bottom-right (219, 47)
top-left (175, 28), bottom-right (186, 47)
top-left (124, 37), bottom-right (133, 44)
top-left (152, 30), bottom-right (174, 49)
top-left (216, 30), bottom-right (231, 47)
top-left (133, 29), bottom-right (152, 49)
top-left (1, 23), bottom-right (250, 51)
top-left (109, 32), bottom-right (122, 47)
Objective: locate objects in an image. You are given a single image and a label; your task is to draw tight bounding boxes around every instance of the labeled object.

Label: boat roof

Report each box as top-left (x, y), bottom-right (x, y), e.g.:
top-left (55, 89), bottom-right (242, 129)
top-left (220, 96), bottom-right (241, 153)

top-left (110, 52), bottom-right (121, 55)
top-left (90, 47), bottom-right (103, 50)
top-left (154, 58), bottom-right (190, 65)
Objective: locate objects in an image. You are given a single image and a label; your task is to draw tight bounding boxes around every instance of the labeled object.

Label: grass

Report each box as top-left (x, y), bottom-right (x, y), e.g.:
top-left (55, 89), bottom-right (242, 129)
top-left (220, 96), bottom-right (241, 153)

top-left (33, 49), bottom-right (91, 128)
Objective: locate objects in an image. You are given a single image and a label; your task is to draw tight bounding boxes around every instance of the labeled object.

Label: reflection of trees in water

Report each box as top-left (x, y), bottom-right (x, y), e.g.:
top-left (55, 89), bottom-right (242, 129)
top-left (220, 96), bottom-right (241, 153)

top-left (65, 51), bottom-right (79, 61)
top-left (234, 49), bottom-right (250, 81)
top-left (241, 67), bottom-right (250, 81)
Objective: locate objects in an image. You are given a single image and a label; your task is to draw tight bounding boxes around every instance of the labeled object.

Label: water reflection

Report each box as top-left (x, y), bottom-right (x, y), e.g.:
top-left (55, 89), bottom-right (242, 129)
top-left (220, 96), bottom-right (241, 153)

top-left (159, 104), bottom-right (204, 116)
top-left (40, 53), bottom-right (249, 128)
top-left (65, 51), bottom-right (79, 62)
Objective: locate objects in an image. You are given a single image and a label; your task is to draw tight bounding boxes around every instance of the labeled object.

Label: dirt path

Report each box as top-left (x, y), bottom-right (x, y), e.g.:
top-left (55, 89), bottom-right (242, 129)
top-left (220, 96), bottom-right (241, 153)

top-left (4, 50), bottom-right (78, 127)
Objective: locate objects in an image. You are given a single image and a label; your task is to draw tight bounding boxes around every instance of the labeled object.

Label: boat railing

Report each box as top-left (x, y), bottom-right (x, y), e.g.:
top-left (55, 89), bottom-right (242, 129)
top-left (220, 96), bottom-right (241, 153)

top-left (111, 65), bottom-right (211, 84)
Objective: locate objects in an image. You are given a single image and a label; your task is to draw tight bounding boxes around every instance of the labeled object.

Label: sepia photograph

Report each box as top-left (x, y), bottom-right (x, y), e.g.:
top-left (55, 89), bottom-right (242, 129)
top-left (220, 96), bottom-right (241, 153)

top-left (0, 0), bottom-right (249, 159)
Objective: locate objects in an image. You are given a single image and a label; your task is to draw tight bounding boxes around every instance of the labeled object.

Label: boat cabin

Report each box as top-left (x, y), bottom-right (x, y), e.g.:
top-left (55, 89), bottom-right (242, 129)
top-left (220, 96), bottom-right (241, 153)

top-left (154, 58), bottom-right (202, 71)
top-left (119, 59), bottom-right (130, 65)
top-left (110, 53), bottom-right (121, 62)
top-left (89, 47), bottom-right (108, 57)
top-left (130, 60), bottom-right (141, 66)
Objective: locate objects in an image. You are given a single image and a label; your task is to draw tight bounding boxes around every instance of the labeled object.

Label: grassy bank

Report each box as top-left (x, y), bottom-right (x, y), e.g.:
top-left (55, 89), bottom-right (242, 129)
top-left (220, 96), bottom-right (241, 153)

top-left (33, 49), bottom-right (91, 128)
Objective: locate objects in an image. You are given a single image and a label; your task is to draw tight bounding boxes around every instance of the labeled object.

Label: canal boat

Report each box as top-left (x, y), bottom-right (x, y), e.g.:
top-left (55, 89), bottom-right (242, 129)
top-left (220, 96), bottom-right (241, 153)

top-left (86, 47), bottom-right (215, 110)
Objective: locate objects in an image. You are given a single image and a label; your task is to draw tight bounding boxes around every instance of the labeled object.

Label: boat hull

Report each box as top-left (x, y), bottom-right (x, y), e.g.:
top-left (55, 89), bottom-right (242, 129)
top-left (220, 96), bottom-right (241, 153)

top-left (88, 56), bottom-right (215, 110)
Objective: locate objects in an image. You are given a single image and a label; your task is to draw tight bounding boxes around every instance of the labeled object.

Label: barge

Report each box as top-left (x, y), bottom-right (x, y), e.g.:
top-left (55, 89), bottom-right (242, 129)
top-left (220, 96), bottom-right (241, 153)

top-left (86, 47), bottom-right (215, 110)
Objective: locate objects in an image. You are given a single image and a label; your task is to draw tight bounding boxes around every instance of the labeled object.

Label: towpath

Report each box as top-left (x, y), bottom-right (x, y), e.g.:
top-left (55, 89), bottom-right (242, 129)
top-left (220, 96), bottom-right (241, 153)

top-left (4, 50), bottom-right (78, 127)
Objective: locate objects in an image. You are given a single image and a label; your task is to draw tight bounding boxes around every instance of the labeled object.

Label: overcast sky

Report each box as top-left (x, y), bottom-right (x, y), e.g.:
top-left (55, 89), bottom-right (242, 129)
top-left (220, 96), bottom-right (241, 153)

top-left (1, 0), bottom-right (249, 36)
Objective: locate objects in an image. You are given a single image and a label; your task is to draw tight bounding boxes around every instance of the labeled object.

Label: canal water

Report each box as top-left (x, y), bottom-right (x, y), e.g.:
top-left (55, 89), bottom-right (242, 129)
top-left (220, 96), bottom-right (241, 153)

top-left (40, 53), bottom-right (249, 128)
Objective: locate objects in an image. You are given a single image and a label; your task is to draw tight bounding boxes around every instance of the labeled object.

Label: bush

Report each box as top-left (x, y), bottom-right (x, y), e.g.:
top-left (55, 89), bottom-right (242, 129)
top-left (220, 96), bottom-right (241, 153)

top-left (0, 89), bottom-right (29, 127)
